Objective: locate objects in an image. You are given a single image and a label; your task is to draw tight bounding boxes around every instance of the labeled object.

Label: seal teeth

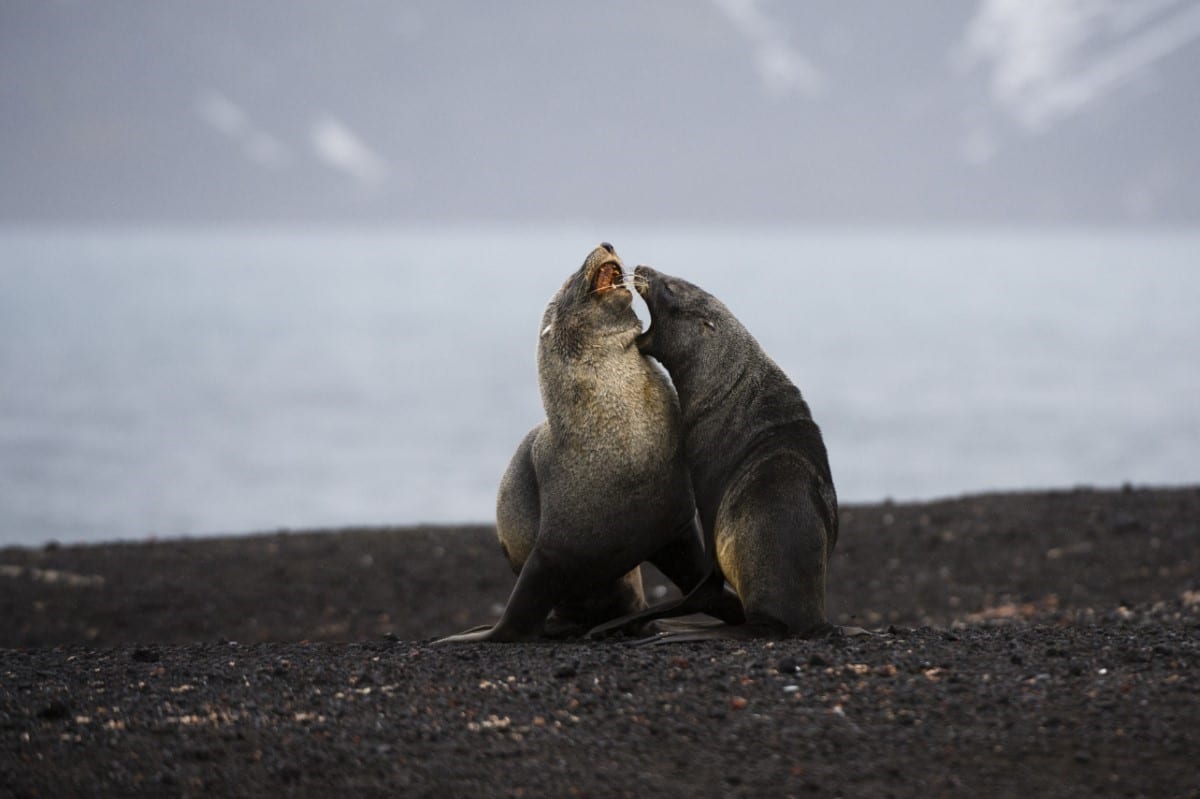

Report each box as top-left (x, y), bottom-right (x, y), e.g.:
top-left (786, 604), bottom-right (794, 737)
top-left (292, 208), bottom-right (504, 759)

top-left (593, 263), bottom-right (617, 293)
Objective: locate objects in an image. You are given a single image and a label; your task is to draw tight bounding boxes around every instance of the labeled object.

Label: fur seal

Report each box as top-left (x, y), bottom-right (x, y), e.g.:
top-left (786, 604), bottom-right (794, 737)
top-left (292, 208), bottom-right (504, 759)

top-left (592, 265), bottom-right (837, 641)
top-left (437, 245), bottom-right (714, 643)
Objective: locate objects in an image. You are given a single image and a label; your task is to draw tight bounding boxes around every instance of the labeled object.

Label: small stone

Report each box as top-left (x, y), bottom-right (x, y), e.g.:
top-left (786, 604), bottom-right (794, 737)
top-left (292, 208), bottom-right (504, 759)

top-left (131, 647), bottom-right (160, 663)
top-left (1111, 513), bottom-right (1140, 533)
top-left (38, 701), bottom-right (70, 720)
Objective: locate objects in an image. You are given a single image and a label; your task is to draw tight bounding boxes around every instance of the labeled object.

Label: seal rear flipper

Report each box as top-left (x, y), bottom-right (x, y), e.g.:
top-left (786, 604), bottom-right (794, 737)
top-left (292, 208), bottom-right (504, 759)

top-left (546, 568), bottom-right (646, 638)
top-left (540, 617), bottom-right (590, 639)
top-left (631, 615), bottom-right (830, 645)
top-left (587, 569), bottom-right (744, 638)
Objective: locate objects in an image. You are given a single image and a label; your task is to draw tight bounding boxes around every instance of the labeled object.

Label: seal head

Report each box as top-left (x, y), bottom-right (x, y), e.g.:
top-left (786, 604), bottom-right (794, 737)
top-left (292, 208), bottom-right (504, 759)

top-left (539, 243), bottom-right (638, 362)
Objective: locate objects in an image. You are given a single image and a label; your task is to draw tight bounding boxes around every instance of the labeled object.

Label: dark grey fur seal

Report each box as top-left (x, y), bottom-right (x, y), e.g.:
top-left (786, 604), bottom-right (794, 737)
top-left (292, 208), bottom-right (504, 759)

top-left (592, 265), bottom-right (837, 641)
top-left (437, 245), bottom-right (713, 643)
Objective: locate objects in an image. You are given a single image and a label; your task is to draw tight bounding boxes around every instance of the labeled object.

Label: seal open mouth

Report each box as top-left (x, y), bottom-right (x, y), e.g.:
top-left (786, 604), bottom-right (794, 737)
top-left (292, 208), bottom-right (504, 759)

top-left (591, 262), bottom-right (624, 294)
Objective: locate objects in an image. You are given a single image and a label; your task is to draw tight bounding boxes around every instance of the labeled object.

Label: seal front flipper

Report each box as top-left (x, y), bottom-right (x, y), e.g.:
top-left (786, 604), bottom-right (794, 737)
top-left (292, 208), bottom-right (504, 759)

top-left (434, 549), bottom-right (563, 644)
top-left (442, 623), bottom-right (493, 637)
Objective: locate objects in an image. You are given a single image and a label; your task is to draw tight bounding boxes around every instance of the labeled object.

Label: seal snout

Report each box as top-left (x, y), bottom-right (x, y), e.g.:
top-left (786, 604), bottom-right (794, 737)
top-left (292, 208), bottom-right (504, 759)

top-left (586, 243), bottom-right (629, 296)
top-left (631, 265), bottom-right (655, 298)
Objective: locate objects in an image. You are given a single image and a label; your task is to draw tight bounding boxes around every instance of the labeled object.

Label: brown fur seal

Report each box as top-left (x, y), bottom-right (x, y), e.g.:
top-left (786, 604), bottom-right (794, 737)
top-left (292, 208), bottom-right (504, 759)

top-left (592, 265), bottom-right (837, 641)
top-left (437, 245), bottom-right (715, 643)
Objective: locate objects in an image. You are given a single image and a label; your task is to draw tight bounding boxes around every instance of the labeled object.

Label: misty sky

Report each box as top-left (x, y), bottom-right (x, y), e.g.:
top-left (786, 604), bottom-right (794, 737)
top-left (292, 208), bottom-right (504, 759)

top-left (3, 0), bottom-right (1200, 226)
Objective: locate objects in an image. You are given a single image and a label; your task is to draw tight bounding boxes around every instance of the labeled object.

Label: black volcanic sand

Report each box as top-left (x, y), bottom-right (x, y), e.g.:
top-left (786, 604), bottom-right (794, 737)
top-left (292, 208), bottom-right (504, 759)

top-left (2, 487), bottom-right (1198, 797)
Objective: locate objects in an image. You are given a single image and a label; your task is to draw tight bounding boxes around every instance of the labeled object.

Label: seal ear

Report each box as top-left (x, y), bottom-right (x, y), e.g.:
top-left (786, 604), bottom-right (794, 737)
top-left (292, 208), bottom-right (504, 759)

top-left (703, 319), bottom-right (716, 331)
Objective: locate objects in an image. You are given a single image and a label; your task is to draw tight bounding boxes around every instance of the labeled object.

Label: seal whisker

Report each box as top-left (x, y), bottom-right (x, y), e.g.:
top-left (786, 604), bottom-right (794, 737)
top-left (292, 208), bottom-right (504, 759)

top-left (588, 284), bottom-right (628, 295)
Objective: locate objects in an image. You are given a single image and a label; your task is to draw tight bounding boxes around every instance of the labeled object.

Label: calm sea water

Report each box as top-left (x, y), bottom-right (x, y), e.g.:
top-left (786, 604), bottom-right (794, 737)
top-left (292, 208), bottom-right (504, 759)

top-left (1, 227), bottom-right (1197, 545)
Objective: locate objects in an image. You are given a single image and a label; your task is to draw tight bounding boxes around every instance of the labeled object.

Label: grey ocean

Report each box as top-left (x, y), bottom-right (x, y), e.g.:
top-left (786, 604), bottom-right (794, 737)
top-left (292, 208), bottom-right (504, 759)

top-left (1, 228), bottom-right (1197, 546)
